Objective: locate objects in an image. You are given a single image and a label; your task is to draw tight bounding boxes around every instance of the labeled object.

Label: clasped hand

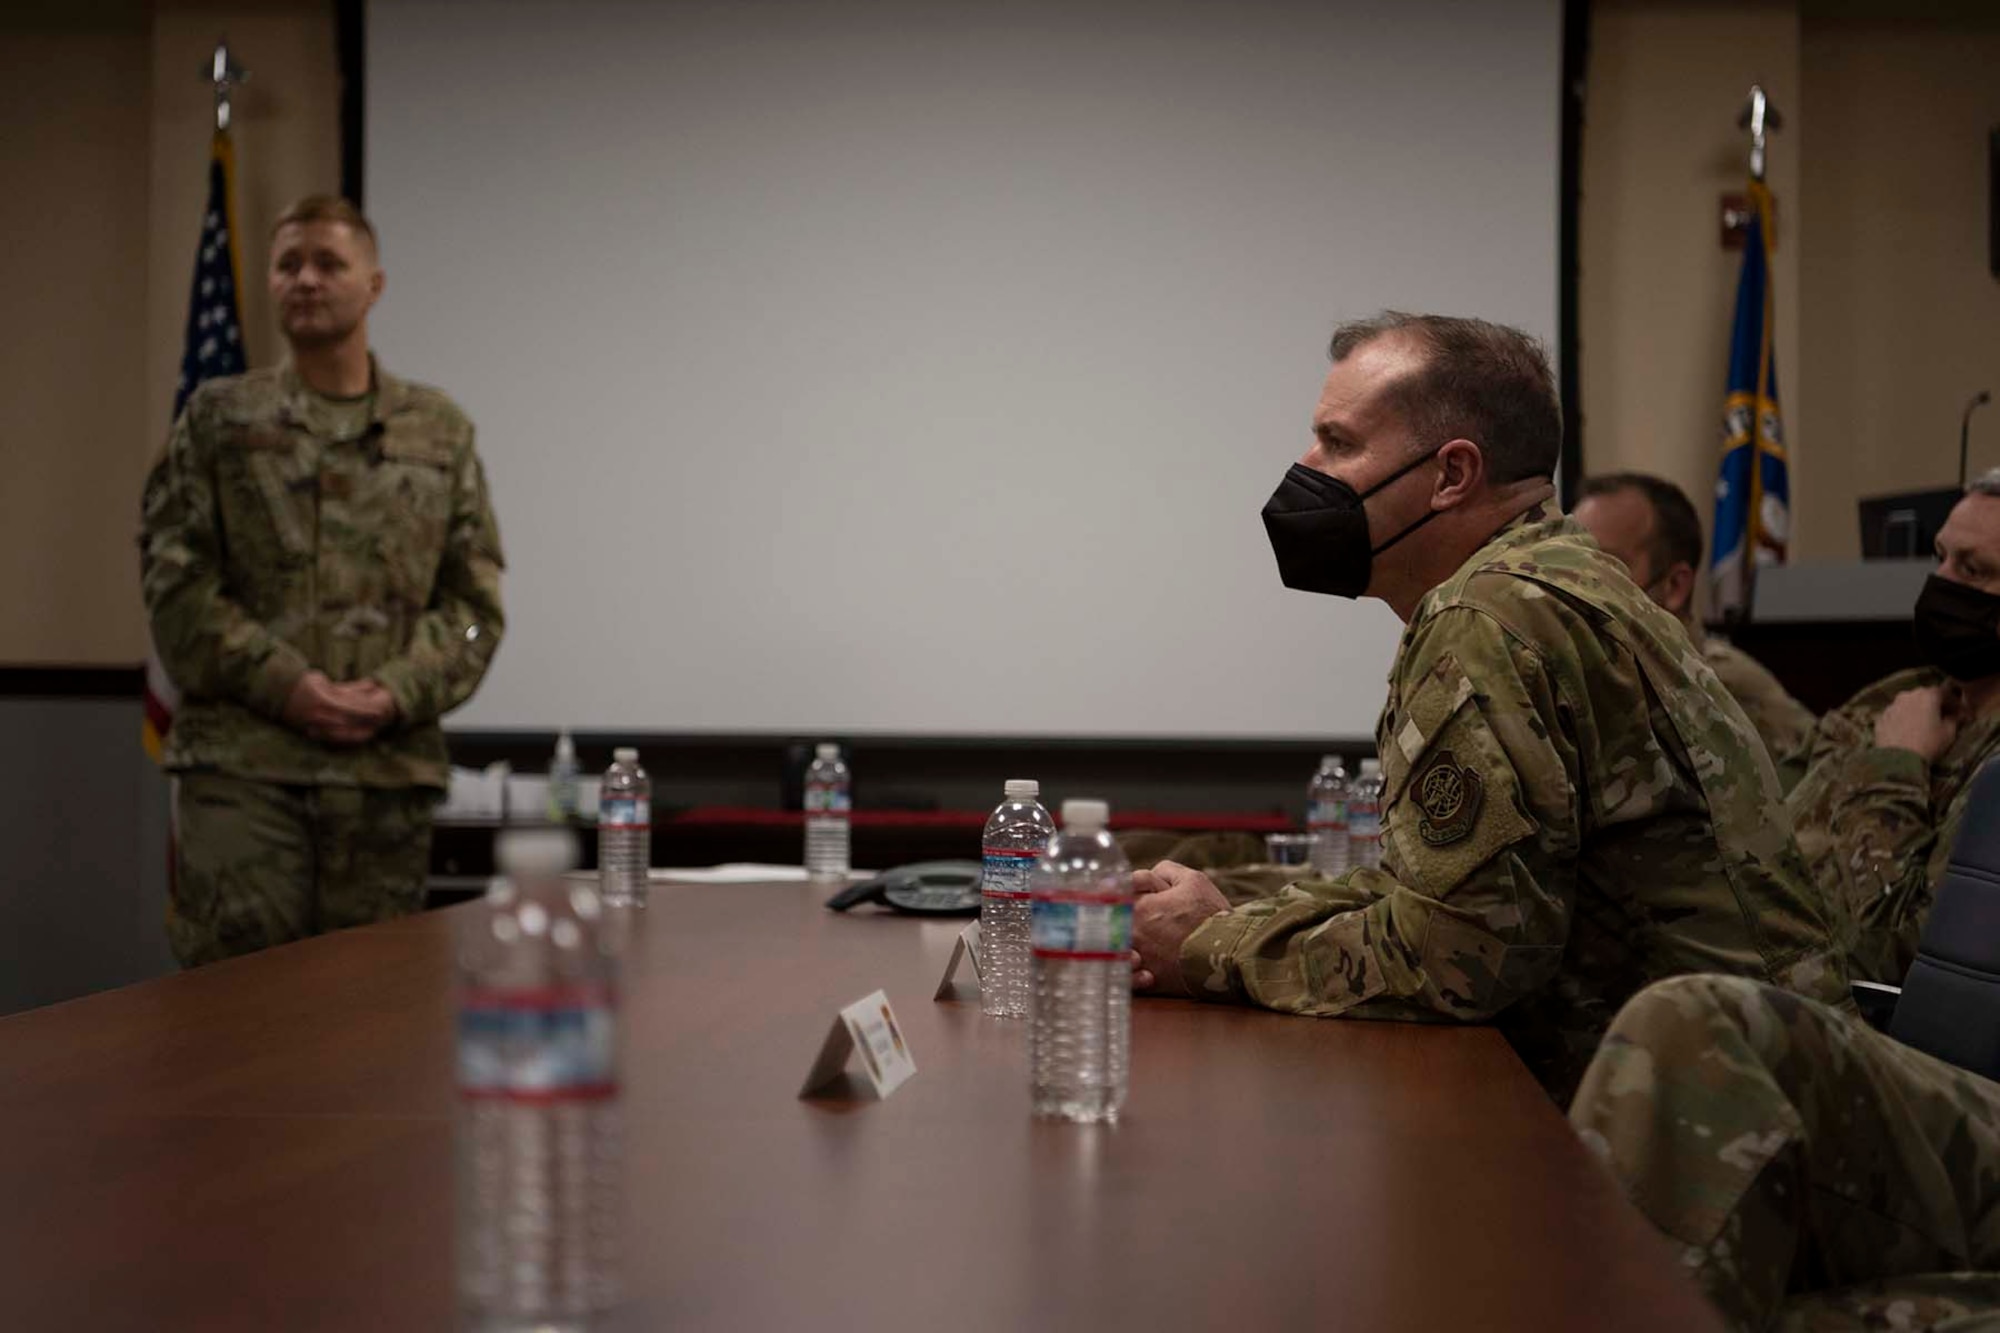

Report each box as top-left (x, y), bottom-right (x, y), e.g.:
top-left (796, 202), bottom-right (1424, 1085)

top-left (282, 670), bottom-right (397, 746)
top-left (1130, 859), bottom-right (1231, 998)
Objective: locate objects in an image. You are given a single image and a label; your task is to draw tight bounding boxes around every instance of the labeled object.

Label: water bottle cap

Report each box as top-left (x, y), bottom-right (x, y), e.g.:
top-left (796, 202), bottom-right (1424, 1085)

top-left (1003, 779), bottom-right (1039, 799)
top-left (1359, 757), bottom-right (1382, 774)
top-left (1060, 798), bottom-right (1109, 831)
top-left (613, 746), bottom-right (639, 764)
top-left (556, 730), bottom-right (576, 759)
top-left (815, 742), bottom-right (841, 760)
top-left (1321, 753), bottom-right (1340, 768)
top-left (496, 827), bottom-right (580, 877)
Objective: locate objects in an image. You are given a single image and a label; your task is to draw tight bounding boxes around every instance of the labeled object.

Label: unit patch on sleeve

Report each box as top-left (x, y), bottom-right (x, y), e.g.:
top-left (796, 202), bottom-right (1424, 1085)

top-left (1415, 749), bottom-right (1485, 847)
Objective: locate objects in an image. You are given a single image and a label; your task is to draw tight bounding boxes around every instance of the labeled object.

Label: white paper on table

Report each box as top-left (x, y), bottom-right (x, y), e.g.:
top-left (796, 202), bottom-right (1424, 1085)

top-left (648, 863), bottom-right (810, 883)
top-left (648, 865), bottom-right (878, 884)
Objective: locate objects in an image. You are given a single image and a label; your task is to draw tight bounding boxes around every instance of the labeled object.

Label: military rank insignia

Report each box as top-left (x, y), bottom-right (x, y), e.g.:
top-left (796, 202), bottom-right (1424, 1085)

top-left (1415, 750), bottom-right (1484, 846)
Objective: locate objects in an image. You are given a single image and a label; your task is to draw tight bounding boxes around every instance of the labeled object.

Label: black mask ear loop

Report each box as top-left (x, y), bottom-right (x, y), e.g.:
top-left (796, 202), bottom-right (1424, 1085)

top-left (1358, 447), bottom-right (1445, 556)
top-left (1369, 504), bottom-right (1444, 557)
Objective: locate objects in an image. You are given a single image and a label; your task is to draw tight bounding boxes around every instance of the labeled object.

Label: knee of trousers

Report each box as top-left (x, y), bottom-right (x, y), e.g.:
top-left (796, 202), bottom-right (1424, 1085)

top-left (1603, 973), bottom-right (1774, 1060)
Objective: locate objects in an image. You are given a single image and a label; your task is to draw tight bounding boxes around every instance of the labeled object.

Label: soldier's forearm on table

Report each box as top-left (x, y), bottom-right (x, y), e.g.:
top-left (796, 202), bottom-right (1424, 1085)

top-left (1218, 851), bottom-right (1571, 1020)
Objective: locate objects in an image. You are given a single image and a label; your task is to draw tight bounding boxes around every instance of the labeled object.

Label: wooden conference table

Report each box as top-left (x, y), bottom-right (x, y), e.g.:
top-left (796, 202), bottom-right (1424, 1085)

top-left (0, 878), bottom-right (1720, 1331)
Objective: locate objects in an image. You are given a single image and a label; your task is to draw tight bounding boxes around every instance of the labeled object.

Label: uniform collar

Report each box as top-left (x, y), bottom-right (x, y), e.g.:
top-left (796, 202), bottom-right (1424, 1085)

top-left (1412, 498), bottom-right (1565, 618)
top-left (1385, 498), bottom-right (1565, 684)
top-left (276, 353), bottom-right (406, 429)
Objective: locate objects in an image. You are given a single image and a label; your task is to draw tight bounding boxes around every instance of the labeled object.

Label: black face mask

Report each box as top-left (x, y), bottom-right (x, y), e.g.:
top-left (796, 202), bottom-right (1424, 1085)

top-left (1913, 573), bottom-right (2000, 680)
top-left (1260, 450), bottom-right (1442, 598)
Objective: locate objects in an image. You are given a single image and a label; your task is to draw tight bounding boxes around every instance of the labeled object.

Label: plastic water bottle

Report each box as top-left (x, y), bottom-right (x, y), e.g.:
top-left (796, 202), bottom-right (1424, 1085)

top-left (1029, 798), bottom-right (1131, 1124)
top-left (804, 743), bottom-right (851, 880)
top-left (456, 828), bottom-right (622, 1330)
top-left (1349, 757), bottom-right (1385, 870)
top-left (547, 728), bottom-right (580, 823)
top-left (979, 779), bottom-right (1057, 1019)
top-left (598, 748), bottom-right (650, 907)
top-left (1307, 754), bottom-right (1351, 876)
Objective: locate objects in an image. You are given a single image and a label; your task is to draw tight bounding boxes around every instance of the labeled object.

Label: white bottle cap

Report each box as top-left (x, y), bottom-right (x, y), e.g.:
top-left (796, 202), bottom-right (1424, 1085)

top-left (1004, 779), bottom-right (1039, 800)
top-left (1359, 757), bottom-right (1382, 774)
top-left (1061, 798), bottom-right (1109, 832)
top-left (496, 827), bottom-right (580, 877)
top-left (613, 746), bottom-right (639, 764)
top-left (556, 729), bottom-right (576, 759)
top-left (815, 742), bottom-right (841, 760)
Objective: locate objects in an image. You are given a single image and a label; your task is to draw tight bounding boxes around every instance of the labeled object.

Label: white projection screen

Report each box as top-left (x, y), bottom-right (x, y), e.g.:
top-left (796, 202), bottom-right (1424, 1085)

top-left (367, 0), bottom-right (1560, 738)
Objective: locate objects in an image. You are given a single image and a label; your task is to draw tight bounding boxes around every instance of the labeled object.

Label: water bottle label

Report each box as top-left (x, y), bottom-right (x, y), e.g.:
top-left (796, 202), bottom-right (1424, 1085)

top-left (1307, 798), bottom-right (1348, 830)
top-left (600, 797), bottom-right (650, 829)
top-left (1348, 806), bottom-right (1382, 842)
top-left (804, 784), bottom-right (851, 815)
top-left (1031, 898), bottom-right (1132, 959)
top-left (458, 984), bottom-right (618, 1102)
top-left (980, 849), bottom-right (1038, 900)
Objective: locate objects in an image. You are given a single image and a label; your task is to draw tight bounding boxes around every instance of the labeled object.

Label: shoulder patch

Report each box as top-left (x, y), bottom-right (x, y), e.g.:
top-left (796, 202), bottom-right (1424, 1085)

top-left (1415, 749), bottom-right (1485, 847)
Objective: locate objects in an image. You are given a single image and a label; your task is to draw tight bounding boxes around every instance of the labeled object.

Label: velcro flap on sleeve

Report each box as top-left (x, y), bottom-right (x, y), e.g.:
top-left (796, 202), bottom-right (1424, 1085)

top-left (1383, 652), bottom-right (1538, 902)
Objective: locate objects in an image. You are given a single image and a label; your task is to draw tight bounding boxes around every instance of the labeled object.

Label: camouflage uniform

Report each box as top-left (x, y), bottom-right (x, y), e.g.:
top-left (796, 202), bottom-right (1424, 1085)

top-left (1570, 974), bottom-right (2000, 1333)
top-left (1700, 633), bottom-right (1817, 794)
top-left (1179, 503), bottom-right (1847, 1102)
top-left (141, 359), bottom-right (504, 965)
top-left (1788, 668), bottom-right (2000, 984)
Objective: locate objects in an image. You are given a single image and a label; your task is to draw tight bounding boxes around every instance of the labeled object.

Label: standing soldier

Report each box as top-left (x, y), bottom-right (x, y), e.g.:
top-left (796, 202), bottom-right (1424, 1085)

top-left (140, 195), bottom-right (504, 965)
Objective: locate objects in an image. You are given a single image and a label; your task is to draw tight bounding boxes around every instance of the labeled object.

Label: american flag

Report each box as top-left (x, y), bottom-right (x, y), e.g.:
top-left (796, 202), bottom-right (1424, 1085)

top-left (174, 133), bottom-right (247, 415)
top-left (145, 129), bottom-right (247, 762)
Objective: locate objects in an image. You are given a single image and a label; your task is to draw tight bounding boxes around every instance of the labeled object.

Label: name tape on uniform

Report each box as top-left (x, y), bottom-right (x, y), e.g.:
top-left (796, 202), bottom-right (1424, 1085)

top-left (799, 989), bottom-right (918, 1100)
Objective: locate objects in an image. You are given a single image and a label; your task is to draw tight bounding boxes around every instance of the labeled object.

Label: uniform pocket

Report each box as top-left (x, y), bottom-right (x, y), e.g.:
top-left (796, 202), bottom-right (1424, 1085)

top-left (218, 423), bottom-right (314, 561)
top-left (375, 429), bottom-right (454, 601)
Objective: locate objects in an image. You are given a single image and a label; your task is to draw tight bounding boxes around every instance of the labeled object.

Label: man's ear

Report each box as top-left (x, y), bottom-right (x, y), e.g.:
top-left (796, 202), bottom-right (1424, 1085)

top-left (1658, 560), bottom-right (1697, 617)
top-left (1432, 438), bottom-right (1485, 508)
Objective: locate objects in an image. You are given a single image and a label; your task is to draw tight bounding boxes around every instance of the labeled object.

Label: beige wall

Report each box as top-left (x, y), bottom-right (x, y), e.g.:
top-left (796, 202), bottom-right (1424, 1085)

top-left (0, 3), bottom-right (154, 664)
top-left (1580, 0), bottom-right (2000, 572)
top-left (0, 0), bottom-right (337, 666)
top-left (1796, 6), bottom-right (2000, 559)
top-left (1579, 0), bottom-right (1801, 611)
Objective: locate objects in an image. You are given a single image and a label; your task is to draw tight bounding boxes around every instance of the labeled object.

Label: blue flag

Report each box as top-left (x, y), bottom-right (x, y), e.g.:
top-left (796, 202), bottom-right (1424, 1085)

top-left (149, 130), bottom-right (248, 763)
top-left (1710, 179), bottom-right (1789, 620)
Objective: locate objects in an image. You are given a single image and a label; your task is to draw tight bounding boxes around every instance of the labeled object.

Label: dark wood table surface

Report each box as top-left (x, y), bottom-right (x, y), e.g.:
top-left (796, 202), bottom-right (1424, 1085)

top-left (0, 879), bottom-right (1721, 1331)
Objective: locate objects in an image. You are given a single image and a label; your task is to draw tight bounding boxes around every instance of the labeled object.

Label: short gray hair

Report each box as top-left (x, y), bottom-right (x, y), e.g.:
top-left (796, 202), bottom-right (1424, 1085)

top-left (1969, 468), bottom-right (2000, 497)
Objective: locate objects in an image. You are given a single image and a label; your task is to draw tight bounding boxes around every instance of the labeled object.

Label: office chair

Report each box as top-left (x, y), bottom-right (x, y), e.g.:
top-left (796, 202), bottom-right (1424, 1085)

top-left (1863, 758), bottom-right (2000, 1080)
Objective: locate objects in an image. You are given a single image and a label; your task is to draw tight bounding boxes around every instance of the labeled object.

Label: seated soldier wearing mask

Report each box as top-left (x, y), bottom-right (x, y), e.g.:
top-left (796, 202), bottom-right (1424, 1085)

top-left (1130, 312), bottom-right (1845, 1103)
top-left (1572, 472), bottom-right (1816, 790)
top-left (1788, 471), bottom-right (2000, 983)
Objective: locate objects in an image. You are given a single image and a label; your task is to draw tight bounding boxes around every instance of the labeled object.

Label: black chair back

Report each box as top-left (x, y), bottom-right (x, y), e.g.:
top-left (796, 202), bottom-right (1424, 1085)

top-left (1889, 759), bottom-right (2000, 1079)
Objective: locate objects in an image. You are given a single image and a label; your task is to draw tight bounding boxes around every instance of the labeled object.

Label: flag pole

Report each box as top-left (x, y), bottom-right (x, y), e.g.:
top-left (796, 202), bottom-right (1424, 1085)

top-left (207, 38), bottom-right (248, 132)
top-left (1737, 84), bottom-right (1781, 621)
top-left (1737, 84), bottom-right (1781, 186)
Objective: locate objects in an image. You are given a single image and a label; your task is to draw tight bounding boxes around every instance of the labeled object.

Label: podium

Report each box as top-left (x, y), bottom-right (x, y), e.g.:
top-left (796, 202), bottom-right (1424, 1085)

top-left (1719, 560), bottom-right (1928, 714)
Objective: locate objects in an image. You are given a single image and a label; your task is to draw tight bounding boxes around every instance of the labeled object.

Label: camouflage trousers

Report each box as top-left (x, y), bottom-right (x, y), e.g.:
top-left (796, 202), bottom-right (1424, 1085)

top-left (168, 772), bottom-right (436, 967)
top-left (1569, 974), bottom-right (2000, 1332)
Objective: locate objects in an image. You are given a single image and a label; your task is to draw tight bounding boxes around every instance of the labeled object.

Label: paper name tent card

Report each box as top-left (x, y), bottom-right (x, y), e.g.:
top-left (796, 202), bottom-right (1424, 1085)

top-left (799, 990), bottom-right (917, 1099)
top-left (933, 922), bottom-right (982, 1001)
